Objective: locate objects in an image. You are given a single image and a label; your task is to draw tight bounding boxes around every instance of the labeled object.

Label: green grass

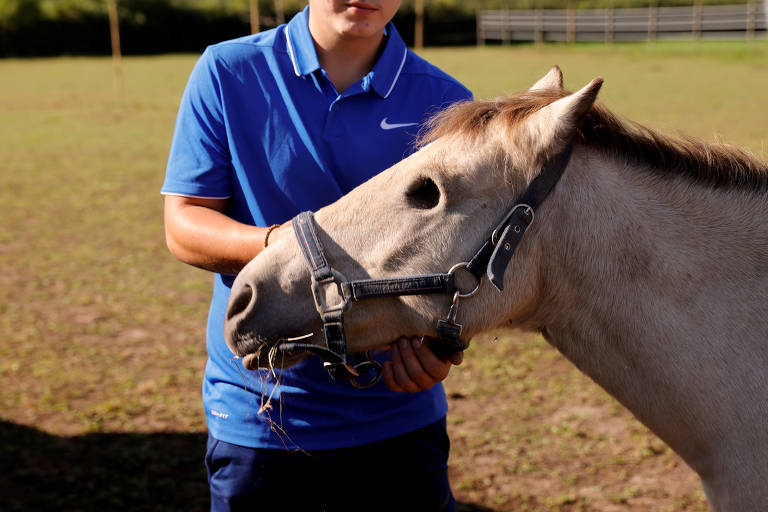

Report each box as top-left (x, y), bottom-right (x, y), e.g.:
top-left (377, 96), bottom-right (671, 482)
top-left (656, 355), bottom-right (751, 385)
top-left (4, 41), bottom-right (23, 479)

top-left (2, 41), bottom-right (766, 510)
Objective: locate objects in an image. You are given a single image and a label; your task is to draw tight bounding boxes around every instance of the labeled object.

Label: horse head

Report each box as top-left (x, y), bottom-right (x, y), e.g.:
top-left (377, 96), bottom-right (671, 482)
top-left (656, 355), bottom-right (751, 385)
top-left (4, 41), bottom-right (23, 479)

top-left (223, 66), bottom-right (603, 371)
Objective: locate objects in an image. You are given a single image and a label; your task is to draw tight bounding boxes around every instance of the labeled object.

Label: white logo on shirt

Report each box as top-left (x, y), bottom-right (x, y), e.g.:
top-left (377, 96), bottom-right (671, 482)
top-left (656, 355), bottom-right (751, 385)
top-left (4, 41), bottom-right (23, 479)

top-left (380, 117), bottom-right (419, 130)
top-left (211, 409), bottom-right (230, 419)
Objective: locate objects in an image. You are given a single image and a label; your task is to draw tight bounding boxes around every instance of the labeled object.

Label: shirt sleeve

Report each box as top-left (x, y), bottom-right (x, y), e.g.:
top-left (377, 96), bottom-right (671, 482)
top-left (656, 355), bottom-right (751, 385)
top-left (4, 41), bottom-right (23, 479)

top-left (162, 47), bottom-right (233, 199)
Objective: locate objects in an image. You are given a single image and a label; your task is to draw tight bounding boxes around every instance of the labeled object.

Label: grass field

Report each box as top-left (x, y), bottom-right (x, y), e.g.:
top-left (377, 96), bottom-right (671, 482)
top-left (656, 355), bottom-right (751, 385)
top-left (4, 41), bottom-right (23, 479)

top-left (1, 40), bottom-right (767, 511)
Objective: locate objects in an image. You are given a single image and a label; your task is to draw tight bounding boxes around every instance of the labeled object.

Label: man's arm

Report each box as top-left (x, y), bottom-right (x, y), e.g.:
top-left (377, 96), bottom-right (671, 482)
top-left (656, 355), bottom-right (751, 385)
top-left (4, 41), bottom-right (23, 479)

top-left (164, 195), bottom-right (289, 275)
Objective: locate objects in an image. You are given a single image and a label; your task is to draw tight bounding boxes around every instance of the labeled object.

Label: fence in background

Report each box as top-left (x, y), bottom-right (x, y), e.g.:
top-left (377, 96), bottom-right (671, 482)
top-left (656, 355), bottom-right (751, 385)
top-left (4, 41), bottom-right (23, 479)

top-left (477, 2), bottom-right (767, 43)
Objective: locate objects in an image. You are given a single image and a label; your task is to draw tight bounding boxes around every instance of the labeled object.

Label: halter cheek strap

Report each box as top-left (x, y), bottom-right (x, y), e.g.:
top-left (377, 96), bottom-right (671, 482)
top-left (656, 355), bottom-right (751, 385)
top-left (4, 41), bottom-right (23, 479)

top-left (487, 144), bottom-right (573, 290)
top-left (281, 143), bottom-right (574, 387)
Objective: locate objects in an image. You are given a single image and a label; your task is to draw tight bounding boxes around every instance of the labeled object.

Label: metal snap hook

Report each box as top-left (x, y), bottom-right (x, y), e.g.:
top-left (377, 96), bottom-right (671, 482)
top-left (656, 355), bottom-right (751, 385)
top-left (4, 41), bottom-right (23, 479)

top-left (446, 290), bottom-right (461, 323)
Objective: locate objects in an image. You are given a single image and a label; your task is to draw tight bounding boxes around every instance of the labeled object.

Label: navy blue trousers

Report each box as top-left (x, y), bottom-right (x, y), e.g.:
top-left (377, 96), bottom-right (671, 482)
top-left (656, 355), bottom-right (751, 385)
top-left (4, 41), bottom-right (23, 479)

top-left (205, 417), bottom-right (455, 512)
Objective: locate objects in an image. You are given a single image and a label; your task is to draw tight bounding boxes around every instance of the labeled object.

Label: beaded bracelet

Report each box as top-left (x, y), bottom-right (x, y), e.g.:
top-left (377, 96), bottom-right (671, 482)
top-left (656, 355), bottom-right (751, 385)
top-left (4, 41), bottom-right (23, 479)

top-left (263, 224), bottom-right (280, 248)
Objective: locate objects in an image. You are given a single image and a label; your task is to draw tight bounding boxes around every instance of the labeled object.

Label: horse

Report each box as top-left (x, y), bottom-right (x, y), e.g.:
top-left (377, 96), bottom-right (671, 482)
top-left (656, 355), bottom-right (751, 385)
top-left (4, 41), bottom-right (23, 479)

top-left (224, 66), bottom-right (768, 511)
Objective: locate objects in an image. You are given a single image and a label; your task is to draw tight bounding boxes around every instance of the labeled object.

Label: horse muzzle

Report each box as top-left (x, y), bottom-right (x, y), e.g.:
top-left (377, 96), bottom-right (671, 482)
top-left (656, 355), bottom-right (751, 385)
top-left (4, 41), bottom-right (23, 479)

top-left (225, 261), bottom-right (323, 370)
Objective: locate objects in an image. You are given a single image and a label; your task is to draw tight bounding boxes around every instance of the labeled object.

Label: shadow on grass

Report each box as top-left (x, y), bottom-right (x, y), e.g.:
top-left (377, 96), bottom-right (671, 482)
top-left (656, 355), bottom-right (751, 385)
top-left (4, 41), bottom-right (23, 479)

top-left (0, 420), bottom-right (209, 512)
top-left (0, 420), bottom-right (496, 512)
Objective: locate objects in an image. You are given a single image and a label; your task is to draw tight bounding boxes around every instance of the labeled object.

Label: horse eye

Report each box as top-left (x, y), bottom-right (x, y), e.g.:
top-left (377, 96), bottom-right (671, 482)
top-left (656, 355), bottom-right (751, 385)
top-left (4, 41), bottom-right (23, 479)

top-left (405, 177), bottom-right (441, 209)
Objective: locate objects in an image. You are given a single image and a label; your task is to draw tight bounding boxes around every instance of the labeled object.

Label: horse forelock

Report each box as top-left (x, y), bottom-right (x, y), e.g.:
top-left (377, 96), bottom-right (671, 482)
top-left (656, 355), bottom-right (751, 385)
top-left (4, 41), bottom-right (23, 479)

top-left (420, 90), bottom-right (768, 193)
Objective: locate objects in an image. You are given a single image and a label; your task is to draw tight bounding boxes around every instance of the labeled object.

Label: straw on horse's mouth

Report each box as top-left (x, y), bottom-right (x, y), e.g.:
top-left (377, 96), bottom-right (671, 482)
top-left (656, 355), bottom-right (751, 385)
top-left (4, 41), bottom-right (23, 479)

top-left (240, 333), bottom-right (315, 370)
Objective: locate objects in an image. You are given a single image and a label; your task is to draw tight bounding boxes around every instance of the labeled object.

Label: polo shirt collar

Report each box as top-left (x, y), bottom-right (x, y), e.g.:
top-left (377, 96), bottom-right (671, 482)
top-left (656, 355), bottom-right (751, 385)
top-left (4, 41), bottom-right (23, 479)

top-left (284, 6), bottom-right (408, 99)
top-left (368, 23), bottom-right (408, 98)
top-left (284, 7), bottom-right (320, 76)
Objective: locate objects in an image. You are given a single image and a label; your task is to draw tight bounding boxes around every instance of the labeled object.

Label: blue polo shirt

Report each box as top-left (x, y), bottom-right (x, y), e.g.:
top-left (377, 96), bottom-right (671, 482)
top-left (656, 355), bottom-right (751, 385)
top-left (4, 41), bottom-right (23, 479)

top-left (163, 7), bottom-right (472, 450)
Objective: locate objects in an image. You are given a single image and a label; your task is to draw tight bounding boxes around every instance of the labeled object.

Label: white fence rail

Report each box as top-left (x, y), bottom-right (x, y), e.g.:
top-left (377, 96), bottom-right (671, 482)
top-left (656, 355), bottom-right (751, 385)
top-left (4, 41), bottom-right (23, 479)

top-left (477, 3), bottom-right (767, 43)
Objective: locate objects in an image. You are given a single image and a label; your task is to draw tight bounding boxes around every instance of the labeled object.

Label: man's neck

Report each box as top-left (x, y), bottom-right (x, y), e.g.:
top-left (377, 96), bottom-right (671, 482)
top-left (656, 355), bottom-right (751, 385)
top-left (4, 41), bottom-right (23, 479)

top-left (308, 22), bottom-right (385, 94)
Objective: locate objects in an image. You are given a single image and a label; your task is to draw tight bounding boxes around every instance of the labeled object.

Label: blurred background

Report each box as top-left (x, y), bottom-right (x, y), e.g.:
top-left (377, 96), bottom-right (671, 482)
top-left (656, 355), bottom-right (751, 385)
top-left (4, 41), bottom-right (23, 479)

top-left (0, 0), bottom-right (765, 55)
top-left (1, 1), bottom-right (766, 510)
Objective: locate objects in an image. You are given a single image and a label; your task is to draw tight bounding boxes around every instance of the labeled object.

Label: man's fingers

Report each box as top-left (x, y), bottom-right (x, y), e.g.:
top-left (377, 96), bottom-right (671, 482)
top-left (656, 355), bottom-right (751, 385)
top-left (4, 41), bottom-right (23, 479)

top-left (384, 337), bottom-right (462, 393)
top-left (390, 340), bottom-right (422, 393)
top-left (398, 337), bottom-right (441, 390)
top-left (412, 338), bottom-right (452, 382)
top-left (382, 361), bottom-right (406, 393)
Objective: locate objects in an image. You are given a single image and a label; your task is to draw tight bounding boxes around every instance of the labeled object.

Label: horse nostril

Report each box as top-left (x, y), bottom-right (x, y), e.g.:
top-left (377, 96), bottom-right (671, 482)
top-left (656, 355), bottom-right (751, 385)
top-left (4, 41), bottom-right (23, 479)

top-left (227, 283), bottom-right (255, 321)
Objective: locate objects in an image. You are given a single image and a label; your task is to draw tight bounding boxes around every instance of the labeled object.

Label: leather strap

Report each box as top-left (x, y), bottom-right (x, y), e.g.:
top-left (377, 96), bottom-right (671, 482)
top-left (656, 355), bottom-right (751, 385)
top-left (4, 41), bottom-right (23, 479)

top-left (486, 144), bottom-right (574, 290)
top-left (295, 211), bottom-right (457, 303)
top-left (293, 211), bottom-right (332, 281)
top-left (466, 239), bottom-right (495, 280)
top-left (487, 206), bottom-right (534, 290)
top-left (342, 274), bottom-right (454, 301)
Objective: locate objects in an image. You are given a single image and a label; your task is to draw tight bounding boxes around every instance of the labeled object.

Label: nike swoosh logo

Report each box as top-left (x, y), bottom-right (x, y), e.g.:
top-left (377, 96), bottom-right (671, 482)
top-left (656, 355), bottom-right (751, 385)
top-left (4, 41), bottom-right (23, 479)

top-left (380, 117), bottom-right (419, 130)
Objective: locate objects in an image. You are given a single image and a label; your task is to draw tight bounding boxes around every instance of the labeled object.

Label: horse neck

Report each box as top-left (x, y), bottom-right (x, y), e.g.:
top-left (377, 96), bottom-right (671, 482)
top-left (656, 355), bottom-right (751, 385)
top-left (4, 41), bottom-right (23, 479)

top-left (525, 146), bottom-right (768, 503)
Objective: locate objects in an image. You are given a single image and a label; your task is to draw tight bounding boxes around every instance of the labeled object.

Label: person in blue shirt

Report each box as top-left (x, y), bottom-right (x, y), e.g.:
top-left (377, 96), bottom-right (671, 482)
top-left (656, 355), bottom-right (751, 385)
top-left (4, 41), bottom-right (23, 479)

top-left (163, 1), bottom-right (472, 510)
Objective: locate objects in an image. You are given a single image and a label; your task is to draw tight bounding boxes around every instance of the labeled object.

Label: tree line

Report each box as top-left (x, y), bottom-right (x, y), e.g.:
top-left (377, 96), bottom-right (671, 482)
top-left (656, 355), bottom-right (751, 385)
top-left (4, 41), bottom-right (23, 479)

top-left (0, 0), bottom-right (750, 57)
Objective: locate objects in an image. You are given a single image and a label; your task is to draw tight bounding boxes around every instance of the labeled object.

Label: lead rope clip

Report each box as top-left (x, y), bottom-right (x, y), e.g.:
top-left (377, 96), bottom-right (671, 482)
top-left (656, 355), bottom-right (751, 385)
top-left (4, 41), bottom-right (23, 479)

top-left (437, 291), bottom-right (463, 335)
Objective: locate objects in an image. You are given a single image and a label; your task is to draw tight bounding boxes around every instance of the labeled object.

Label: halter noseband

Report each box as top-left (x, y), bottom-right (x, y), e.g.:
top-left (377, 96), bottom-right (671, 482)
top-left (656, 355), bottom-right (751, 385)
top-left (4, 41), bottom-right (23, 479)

top-left (281, 144), bottom-right (574, 388)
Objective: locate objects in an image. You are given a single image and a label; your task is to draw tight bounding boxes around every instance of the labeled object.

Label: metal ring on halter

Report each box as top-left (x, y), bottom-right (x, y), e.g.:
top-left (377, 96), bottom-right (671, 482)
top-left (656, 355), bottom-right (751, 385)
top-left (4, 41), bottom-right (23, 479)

top-left (448, 262), bottom-right (483, 299)
top-left (347, 358), bottom-right (383, 389)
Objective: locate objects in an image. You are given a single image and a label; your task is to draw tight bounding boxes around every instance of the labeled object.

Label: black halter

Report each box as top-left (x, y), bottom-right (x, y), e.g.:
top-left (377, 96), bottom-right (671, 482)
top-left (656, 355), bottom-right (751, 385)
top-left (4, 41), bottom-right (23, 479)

top-left (281, 144), bottom-right (574, 387)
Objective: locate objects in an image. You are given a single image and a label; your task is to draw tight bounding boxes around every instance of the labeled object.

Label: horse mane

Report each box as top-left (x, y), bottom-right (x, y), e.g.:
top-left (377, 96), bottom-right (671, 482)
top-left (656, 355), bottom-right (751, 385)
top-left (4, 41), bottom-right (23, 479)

top-left (421, 89), bottom-right (768, 191)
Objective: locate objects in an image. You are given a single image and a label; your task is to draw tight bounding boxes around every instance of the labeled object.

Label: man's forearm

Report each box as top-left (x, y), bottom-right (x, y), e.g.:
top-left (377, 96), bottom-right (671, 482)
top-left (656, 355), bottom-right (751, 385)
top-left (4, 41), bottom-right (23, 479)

top-left (164, 195), bottom-right (267, 275)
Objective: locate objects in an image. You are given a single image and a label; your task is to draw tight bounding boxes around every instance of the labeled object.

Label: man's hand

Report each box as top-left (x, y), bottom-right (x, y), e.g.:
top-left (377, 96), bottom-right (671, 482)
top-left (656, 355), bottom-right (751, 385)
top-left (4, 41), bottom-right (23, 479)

top-left (382, 336), bottom-right (463, 393)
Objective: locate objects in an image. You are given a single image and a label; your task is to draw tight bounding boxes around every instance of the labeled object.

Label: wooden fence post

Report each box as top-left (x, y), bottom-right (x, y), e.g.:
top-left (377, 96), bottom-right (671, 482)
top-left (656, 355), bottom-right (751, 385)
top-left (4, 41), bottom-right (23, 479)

top-left (414, 0), bottom-right (425, 49)
top-left (746, 0), bottom-right (756, 39)
top-left (567, 5), bottom-right (576, 43)
top-left (502, 9), bottom-right (511, 45)
top-left (476, 11), bottom-right (485, 46)
top-left (693, 0), bottom-right (702, 39)
top-left (107, 0), bottom-right (123, 96)
top-left (648, 1), bottom-right (658, 41)
top-left (250, 0), bottom-right (259, 34)
top-left (605, 7), bottom-right (614, 43)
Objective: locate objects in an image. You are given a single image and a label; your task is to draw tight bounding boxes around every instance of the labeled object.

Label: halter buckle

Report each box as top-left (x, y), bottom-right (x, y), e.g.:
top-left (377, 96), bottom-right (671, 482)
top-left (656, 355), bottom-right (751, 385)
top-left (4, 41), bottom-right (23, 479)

top-left (491, 204), bottom-right (534, 246)
top-left (310, 270), bottom-right (350, 316)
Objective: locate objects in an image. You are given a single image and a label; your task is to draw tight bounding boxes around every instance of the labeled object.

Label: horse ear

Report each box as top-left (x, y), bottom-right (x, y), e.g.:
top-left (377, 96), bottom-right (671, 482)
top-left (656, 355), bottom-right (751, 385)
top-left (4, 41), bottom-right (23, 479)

top-left (528, 77), bottom-right (603, 150)
top-left (530, 65), bottom-right (564, 91)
